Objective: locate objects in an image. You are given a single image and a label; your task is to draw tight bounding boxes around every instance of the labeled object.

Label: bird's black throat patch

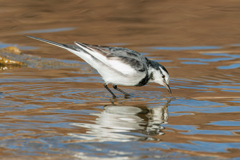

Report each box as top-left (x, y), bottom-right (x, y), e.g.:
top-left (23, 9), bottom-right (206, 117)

top-left (135, 74), bottom-right (150, 86)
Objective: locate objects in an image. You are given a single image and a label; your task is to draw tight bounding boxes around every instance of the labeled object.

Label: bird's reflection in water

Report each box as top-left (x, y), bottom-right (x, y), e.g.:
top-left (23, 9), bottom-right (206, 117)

top-left (69, 99), bottom-right (171, 142)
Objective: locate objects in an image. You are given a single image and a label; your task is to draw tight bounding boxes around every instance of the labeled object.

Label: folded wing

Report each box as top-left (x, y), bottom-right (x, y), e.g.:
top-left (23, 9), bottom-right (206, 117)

top-left (74, 42), bottom-right (148, 75)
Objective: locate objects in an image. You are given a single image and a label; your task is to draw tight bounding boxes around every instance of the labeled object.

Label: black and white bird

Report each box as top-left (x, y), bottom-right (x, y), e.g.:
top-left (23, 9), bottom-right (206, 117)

top-left (26, 35), bottom-right (171, 98)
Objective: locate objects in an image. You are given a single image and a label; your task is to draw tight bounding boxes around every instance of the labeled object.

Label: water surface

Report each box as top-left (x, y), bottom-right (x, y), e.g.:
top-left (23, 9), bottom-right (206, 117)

top-left (1, 0), bottom-right (240, 159)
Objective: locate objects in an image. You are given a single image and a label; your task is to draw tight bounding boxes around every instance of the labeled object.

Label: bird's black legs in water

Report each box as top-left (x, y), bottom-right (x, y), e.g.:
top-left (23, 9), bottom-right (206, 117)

top-left (103, 84), bottom-right (130, 98)
top-left (104, 83), bottom-right (116, 98)
top-left (113, 85), bottom-right (130, 98)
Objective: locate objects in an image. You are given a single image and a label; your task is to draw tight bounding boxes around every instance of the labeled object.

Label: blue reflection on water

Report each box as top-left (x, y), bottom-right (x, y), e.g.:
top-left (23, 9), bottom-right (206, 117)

top-left (195, 91), bottom-right (214, 92)
top-left (179, 55), bottom-right (234, 65)
top-left (199, 85), bottom-right (240, 89)
top-left (222, 89), bottom-right (240, 92)
top-left (141, 141), bottom-right (240, 153)
top-left (181, 62), bottom-right (208, 65)
top-left (0, 76), bottom-right (101, 83)
top-left (20, 27), bottom-right (76, 34)
top-left (165, 124), bottom-right (233, 135)
top-left (209, 121), bottom-right (240, 126)
top-left (218, 63), bottom-right (240, 69)
top-left (156, 60), bottom-right (172, 63)
top-left (164, 141), bottom-right (240, 152)
top-left (202, 53), bottom-right (240, 58)
top-left (179, 52), bottom-right (240, 67)
top-left (170, 105), bottom-right (240, 114)
top-left (231, 44), bottom-right (240, 46)
top-left (201, 53), bottom-right (240, 69)
top-left (168, 98), bottom-right (240, 114)
top-left (179, 57), bottom-right (233, 62)
top-left (230, 99), bottom-right (240, 103)
top-left (0, 42), bottom-right (37, 50)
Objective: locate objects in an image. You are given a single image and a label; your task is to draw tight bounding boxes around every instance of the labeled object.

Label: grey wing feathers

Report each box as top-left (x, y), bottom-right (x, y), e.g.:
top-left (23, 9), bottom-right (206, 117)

top-left (88, 45), bottom-right (148, 72)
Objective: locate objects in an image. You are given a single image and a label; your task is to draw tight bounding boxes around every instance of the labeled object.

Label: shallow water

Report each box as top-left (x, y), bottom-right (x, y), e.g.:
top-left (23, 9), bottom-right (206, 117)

top-left (1, 0), bottom-right (240, 159)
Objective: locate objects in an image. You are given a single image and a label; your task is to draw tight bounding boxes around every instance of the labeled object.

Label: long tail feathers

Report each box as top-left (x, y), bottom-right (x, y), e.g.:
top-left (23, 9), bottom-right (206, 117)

top-left (25, 35), bottom-right (78, 51)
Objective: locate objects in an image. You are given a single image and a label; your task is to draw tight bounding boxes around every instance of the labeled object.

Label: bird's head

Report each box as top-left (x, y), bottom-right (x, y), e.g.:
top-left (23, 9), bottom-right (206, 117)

top-left (148, 61), bottom-right (171, 94)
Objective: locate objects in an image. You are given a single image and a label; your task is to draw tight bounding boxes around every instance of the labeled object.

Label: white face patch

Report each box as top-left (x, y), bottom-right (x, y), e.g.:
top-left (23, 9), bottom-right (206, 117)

top-left (159, 66), bottom-right (170, 84)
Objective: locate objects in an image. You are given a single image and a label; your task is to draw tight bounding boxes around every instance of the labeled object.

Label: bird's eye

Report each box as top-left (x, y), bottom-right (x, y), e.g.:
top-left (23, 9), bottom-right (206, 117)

top-left (162, 75), bottom-right (165, 79)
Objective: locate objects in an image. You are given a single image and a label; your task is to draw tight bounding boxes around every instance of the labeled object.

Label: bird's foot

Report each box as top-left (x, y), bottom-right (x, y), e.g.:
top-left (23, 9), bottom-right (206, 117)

top-left (124, 94), bottom-right (130, 99)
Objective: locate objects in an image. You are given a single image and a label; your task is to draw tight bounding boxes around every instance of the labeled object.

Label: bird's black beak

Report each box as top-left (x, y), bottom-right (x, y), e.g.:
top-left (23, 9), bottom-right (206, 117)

top-left (163, 81), bottom-right (172, 94)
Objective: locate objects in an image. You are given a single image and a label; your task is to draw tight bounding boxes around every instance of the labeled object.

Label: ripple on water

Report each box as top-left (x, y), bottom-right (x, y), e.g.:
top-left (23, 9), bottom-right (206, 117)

top-left (201, 53), bottom-right (240, 69)
top-left (0, 80), bottom-right (240, 159)
top-left (19, 27), bottom-right (77, 34)
top-left (150, 46), bottom-right (221, 51)
top-left (1, 43), bottom-right (240, 159)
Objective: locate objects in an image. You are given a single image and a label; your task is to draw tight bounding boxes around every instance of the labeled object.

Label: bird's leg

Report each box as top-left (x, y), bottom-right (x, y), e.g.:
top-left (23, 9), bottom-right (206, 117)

top-left (104, 83), bottom-right (116, 98)
top-left (113, 85), bottom-right (130, 98)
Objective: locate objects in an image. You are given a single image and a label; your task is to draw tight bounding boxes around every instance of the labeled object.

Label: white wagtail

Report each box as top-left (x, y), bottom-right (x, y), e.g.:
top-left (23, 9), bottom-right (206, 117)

top-left (26, 35), bottom-right (171, 98)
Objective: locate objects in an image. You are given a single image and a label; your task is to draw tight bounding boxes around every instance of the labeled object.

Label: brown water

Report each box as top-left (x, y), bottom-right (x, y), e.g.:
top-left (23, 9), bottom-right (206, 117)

top-left (1, 0), bottom-right (240, 159)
